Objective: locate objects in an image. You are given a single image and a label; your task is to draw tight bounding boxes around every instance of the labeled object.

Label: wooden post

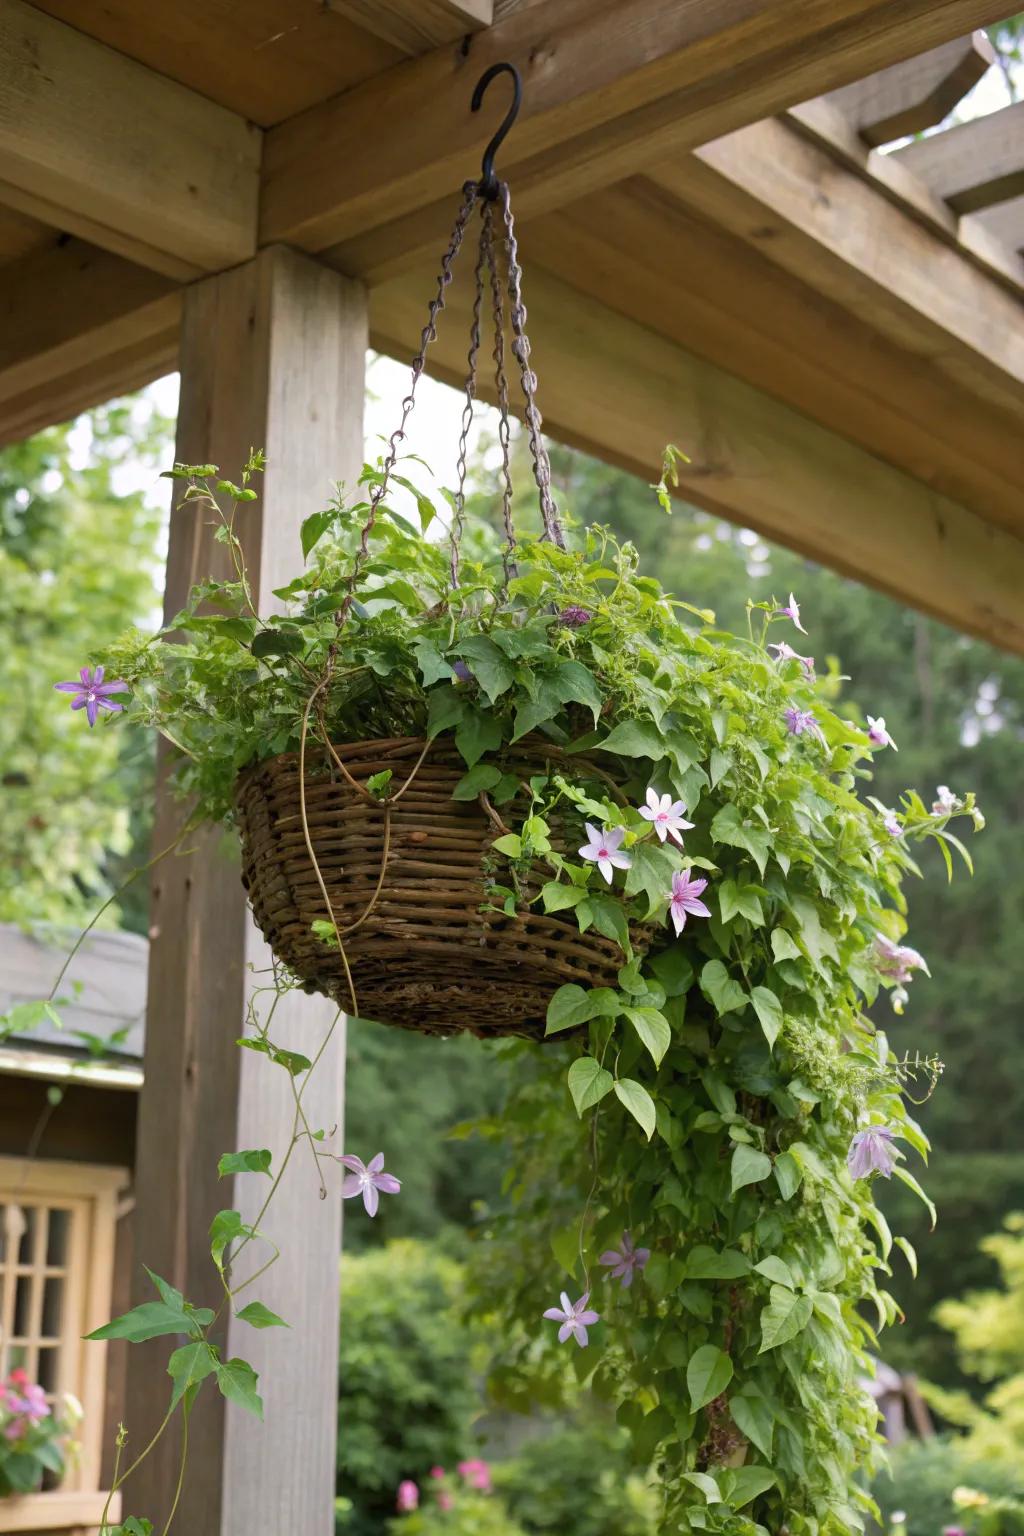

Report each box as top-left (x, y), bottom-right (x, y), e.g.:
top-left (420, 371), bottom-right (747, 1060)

top-left (125, 247), bottom-right (367, 1534)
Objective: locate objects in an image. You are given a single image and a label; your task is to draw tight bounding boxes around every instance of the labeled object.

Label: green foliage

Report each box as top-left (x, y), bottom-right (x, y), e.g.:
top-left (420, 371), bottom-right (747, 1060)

top-left (337, 1242), bottom-right (482, 1536)
top-left (494, 1420), bottom-right (657, 1536)
top-left (872, 1438), bottom-right (1024, 1533)
top-left (0, 1369), bottom-right (81, 1495)
top-left (0, 399), bottom-right (168, 931)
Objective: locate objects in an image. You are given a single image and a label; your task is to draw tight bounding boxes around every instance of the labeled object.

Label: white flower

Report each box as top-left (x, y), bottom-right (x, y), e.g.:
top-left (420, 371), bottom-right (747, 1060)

top-left (637, 788), bottom-right (694, 846)
top-left (578, 824), bottom-right (631, 885)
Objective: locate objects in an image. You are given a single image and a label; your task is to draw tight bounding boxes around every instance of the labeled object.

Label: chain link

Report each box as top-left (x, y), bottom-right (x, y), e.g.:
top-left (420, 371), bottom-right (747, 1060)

top-left (482, 204), bottom-right (518, 595)
top-left (449, 204), bottom-right (489, 588)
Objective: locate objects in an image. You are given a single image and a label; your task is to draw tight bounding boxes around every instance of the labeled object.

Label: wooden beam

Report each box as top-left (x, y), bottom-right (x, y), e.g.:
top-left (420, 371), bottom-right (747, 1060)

top-left (653, 115), bottom-right (1024, 429)
top-left (127, 248), bottom-right (364, 1533)
top-left (0, 0), bottom-right (260, 277)
top-left (326, 0), bottom-right (493, 53)
top-left (967, 192), bottom-right (1024, 254)
top-left (890, 100), bottom-right (1024, 214)
top-left (822, 30), bottom-right (995, 146)
top-left (0, 240), bottom-right (178, 409)
top-left (522, 181), bottom-right (1024, 538)
top-left (262, 0), bottom-right (1013, 257)
top-left (370, 262), bottom-right (1024, 654)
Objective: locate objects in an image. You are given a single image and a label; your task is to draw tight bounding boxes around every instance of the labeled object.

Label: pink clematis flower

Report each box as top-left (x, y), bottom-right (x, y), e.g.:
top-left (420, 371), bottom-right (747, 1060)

top-left (54, 665), bottom-right (129, 727)
top-left (768, 641), bottom-right (814, 676)
top-left (638, 788), bottom-right (694, 846)
top-left (599, 1231), bottom-right (651, 1289)
top-left (543, 1291), bottom-right (601, 1348)
top-left (668, 870), bottom-right (711, 936)
top-left (335, 1152), bottom-right (401, 1217)
top-left (874, 935), bottom-right (927, 985)
top-left (578, 823), bottom-right (631, 885)
top-left (879, 807), bottom-right (902, 839)
top-left (458, 1459), bottom-right (492, 1493)
top-left (866, 715), bottom-right (897, 751)
top-left (784, 706), bottom-right (825, 743)
top-left (396, 1481), bottom-right (420, 1512)
top-left (775, 593), bottom-right (807, 633)
top-left (848, 1125), bottom-right (898, 1180)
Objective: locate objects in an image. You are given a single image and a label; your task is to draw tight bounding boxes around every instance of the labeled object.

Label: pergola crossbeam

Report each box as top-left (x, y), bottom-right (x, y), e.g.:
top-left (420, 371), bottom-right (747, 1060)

top-left (821, 29), bottom-right (995, 145)
top-left (325, 0), bottom-right (494, 52)
top-left (889, 99), bottom-right (1024, 215)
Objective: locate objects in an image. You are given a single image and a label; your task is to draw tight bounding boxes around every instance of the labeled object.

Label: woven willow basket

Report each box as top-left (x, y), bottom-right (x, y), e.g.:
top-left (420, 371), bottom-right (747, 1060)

top-left (236, 735), bottom-right (646, 1039)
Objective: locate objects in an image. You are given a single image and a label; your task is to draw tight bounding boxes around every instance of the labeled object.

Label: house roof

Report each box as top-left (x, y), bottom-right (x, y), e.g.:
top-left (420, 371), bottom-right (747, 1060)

top-left (0, 923), bottom-right (147, 1089)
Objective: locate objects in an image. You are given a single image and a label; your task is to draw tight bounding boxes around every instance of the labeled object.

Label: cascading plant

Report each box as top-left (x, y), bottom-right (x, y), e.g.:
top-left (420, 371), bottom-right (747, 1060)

top-left (38, 445), bottom-right (983, 1534)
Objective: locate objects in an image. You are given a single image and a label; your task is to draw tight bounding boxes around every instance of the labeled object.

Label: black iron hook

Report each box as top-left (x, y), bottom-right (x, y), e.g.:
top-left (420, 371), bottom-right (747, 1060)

top-left (472, 61), bottom-right (522, 200)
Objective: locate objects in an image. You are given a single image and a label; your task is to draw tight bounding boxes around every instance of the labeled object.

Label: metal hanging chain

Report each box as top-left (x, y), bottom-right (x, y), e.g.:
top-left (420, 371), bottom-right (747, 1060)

top-left (449, 202), bottom-right (491, 588)
top-left (482, 203), bottom-right (518, 595)
top-left (496, 178), bottom-right (566, 550)
top-left (335, 179), bottom-right (479, 629)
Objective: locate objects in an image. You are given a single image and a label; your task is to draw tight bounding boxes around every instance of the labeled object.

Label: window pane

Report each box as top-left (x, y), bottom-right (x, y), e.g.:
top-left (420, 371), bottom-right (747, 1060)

top-left (13, 1272), bottom-right (32, 1335)
top-left (46, 1208), bottom-right (70, 1268)
top-left (16, 1204), bottom-right (35, 1265)
top-left (42, 1275), bottom-right (64, 1339)
top-left (36, 1345), bottom-right (57, 1393)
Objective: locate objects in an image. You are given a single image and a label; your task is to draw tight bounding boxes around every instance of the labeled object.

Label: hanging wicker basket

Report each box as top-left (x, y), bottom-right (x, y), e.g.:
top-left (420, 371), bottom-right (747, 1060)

top-left (237, 737), bottom-right (647, 1039)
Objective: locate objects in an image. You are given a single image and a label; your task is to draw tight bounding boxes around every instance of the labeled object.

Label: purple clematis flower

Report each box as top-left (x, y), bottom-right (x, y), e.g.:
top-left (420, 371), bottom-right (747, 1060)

top-left (874, 934), bottom-right (927, 984)
top-left (599, 1231), bottom-right (651, 1289)
top-left (775, 593), bottom-right (807, 633)
top-left (668, 869), bottom-right (711, 936)
top-left (866, 715), bottom-right (897, 751)
top-left (784, 706), bottom-right (824, 743)
top-left (451, 660), bottom-right (474, 685)
top-left (932, 785), bottom-right (958, 815)
top-left (559, 605), bottom-right (592, 628)
top-left (638, 788), bottom-right (694, 846)
top-left (578, 823), bottom-right (631, 884)
top-left (848, 1125), bottom-right (898, 1180)
top-left (54, 665), bottom-right (128, 727)
top-left (335, 1152), bottom-right (401, 1217)
top-left (879, 807), bottom-right (902, 839)
top-left (768, 641), bottom-right (814, 677)
top-left (543, 1291), bottom-right (600, 1348)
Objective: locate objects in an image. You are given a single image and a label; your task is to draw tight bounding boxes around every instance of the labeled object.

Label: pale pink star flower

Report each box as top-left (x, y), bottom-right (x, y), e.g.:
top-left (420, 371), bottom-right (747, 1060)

top-left (879, 807), bottom-right (902, 839)
top-left (848, 1125), bottom-right (898, 1180)
top-left (668, 870), bottom-right (711, 935)
top-left (775, 593), bottom-right (807, 633)
top-left (598, 1231), bottom-right (651, 1289)
top-left (543, 1291), bottom-right (601, 1348)
top-left (638, 788), bottom-right (694, 846)
top-left (578, 823), bottom-right (631, 885)
top-left (335, 1152), bottom-right (401, 1217)
top-left (768, 641), bottom-right (814, 676)
top-left (866, 715), bottom-right (897, 751)
top-left (932, 785), bottom-right (958, 815)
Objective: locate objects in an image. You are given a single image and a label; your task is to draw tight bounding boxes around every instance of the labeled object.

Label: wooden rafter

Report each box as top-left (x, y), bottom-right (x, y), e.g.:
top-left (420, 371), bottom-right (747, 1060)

top-left (325, 0), bottom-right (493, 53)
top-left (968, 193), bottom-right (1024, 254)
top-left (656, 116), bottom-right (1024, 429)
top-left (369, 261), bottom-right (1024, 655)
top-left (0, 0), bottom-right (260, 277)
top-left (261, 0), bottom-right (1014, 255)
top-left (890, 100), bottom-right (1024, 214)
top-left (822, 29), bottom-right (996, 145)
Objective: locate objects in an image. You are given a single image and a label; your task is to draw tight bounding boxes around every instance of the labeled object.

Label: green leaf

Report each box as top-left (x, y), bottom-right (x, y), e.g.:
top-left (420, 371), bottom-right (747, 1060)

top-left (647, 946), bottom-right (694, 997)
top-left (550, 660), bottom-right (603, 722)
top-left (210, 1208), bottom-right (251, 1270)
top-left (366, 770), bottom-right (393, 798)
top-left (727, 1465), bottom-right (777, 1508)
top-left (455, 707), bottom-right (503, 769)
top-left (623, 841), bottom-right (678, 915)
top-left (426, 685), bottom-right (467, 739)
top-left (545, 984), bottom-right (618, 1036)
top-left (623, 1007), bottom-right (671, 1068)
top-left (455, 636), bottom-right (514, 701)
top-left (729, 1391), bottom-right (774, 1460)
top-left (753, 1255), bottom-right (795, 1288)
top-left (122, 1520), bottom-right (154, 1536)
top-left (599, 719), bottom-right (666, 760)
top-left (541, 881), bottom-right (588, 913)
top-left (894, 1235), bottom-right (918, 1278)
top-left (492, 833), bottom-right (522, 858)
top-left (218, 1149), bottom-right (272, 1179)
top-left (718, 879), bottom-right (765, 925)
top-left (236, 1301), bottom-right (289, 1330)
top-left (143, 1266), bottom-right (184, 1312)
top-left (567, 1057), bottom-right (614, 1115)
top-left (167, 1341), bottom-right (218, 1409)
top-left (685, 1245), bottom-right (750, 1280)
top-left (770, 927), bottom-right (802, 962)
top-left (215, 1357), bottom-right (263, 1420)
top-left (587, 893), bottom-right (631, 950)
top-left (413, 638), bottom-right (454, 688)
top-left (758, 1286), bottom-right (813, 1352)
top-left (731, 1144), bottom-right (772, 1194)
top-left (893, 1165), bottom-right (937, 1228)
top-left (613, 1078), bottom-right (656, 1139)
top-left (300, 508), bottom-right (334, 559)
top-left (3, 1451), bottom-right (43, 1492)
top-left (773, 1151), bottom-right (802, 1200)
top-left (87, 1301), bottom-right (191, 1344)
top-left (682, 1471), bottom-right (722, 1503)
top-left (687, 1344), bottom-right (734, 1411)
top-left (251, 627), bottom-right (304, 659)
top-left (452, 763), bottom-right (502, 801)
top-left (750, 986), bottom-right (783, 1050)
top-left (699, 960), bottom-right (746, 1016)
top-left (710, 804), bottom-right (771, 876)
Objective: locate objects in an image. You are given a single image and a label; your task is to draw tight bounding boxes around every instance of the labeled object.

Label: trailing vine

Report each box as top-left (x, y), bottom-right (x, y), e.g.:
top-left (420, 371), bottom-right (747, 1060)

top-left (17, 450), bottom-right (983, 1532)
